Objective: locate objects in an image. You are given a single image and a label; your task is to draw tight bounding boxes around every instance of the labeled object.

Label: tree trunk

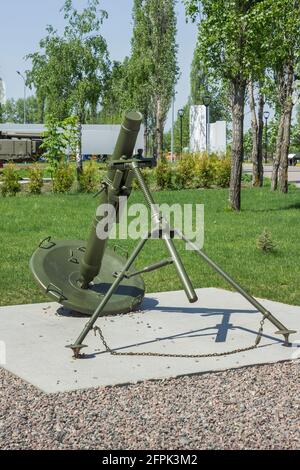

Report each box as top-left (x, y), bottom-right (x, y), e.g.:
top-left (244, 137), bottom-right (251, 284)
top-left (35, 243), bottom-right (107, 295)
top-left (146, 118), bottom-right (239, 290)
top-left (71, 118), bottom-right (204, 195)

top-left (143, 112), bottom-right (148, 157)
top-left (157, 123), bottom-right (164, 160)
top-left (271, 62), bottom-right (294, 192)
top-left (257, 93), bottom-right (264, 186)
top-left (271, 113), bottom-right (284, 191)
top-left (229, 80), bottom-right (246, 211)
top-left (91, 104), bottom-right (97, 124)
top-left (248, 82), bottom-right (259, 186)
top-left (279, 63), bottom-right (294, 194)
top-left (156, 99), bottom-right (164, 160)
top-left (76, 122), bottom-right (83, 183)
top-left (279, 101), bottom-right (293, 193)
top-left (152, 129), bottom-right (157, 160)
top-left (38, 95), bottom-right (46, 123)
top-left (143, 128), bottom-right (148, 157)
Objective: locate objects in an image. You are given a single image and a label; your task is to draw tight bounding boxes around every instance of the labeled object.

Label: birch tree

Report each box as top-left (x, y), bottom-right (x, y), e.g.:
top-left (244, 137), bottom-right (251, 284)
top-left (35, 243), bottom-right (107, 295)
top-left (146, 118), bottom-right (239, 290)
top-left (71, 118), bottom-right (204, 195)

top-left (185, 0), bottom-right (269, 210)
top-left (26, 0), bottom-right (110, 123)
top-left (128, 0), bottom-right (179, 158)
top-left (268, 0), bottom-right (300, 193)
top-left (248, 81), bottom-right (265, 186)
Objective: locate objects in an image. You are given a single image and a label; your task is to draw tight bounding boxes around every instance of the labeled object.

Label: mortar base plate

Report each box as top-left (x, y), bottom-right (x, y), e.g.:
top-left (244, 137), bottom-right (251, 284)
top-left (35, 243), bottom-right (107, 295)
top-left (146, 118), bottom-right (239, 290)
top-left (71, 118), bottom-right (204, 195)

top-left (30, 239), bottom-right (145, 316)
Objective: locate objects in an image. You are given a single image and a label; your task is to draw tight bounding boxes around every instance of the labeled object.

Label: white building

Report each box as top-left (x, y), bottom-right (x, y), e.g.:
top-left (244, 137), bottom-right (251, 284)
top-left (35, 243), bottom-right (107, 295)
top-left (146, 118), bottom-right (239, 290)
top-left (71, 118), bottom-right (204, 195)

top-left (0, 78), bottom-right (6, 106)
top-left (189, 104), bottom-right (227, 155)
top-left (210, 121), bottom-right (227, 155)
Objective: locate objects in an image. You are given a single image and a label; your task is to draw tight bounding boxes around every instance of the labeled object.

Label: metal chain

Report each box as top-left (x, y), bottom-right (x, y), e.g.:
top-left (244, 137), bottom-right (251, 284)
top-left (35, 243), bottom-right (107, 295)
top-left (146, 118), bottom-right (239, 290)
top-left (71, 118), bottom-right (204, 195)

top-left (93, 316), bottom-right (266, 359)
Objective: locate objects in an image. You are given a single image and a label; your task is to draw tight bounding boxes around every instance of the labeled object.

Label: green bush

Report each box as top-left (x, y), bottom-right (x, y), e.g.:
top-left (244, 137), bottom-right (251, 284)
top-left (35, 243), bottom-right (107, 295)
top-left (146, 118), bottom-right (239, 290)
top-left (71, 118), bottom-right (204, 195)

top-left (257, 229), bottom-right (277, 253)
top-left (28, 165), bottom-right (43, 194)
top-left (172, 171), bottom-right (185, 190)
top-left (53, 163), bottom-right (75, 193)
top-left (132, 168), bottom-right (155, 191)
top-left (154, 153), bottom-right (231, 191)
top-left (1, 164), bottom-right (21, 197)
top-left (241, 173), bottom-right (252, 184)
top-left (155, 159), bottom-right (173, 190)
top-left (193, 155), bottom-right (215, 188)
top-left (263, 176), bottom-right (271, 187)
top-left (175, 154), bottom-right (197, 189)
top-left (214, 158), bottom-right (231, 188)
top-left (79, 161), bottom-right (100, 193)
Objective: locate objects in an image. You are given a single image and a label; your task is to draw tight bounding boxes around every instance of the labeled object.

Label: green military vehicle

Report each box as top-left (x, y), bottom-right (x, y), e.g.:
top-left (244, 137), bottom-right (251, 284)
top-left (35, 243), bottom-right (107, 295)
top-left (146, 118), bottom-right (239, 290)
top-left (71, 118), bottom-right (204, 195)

top-left (0, 128), bottom-right (43, 167)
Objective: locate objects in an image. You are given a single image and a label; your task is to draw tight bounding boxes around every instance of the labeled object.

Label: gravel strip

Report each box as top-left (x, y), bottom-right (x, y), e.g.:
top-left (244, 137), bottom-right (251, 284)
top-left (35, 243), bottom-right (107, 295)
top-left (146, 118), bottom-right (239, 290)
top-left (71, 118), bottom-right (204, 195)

top-left (0, 361), bottom-right (299, 450)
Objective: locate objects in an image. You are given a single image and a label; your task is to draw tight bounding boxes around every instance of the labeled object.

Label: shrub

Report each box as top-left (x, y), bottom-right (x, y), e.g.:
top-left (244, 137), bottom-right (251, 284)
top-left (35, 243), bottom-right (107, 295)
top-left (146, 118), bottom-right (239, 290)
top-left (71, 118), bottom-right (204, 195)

top-left (175, 154), bottom-right (197, 189)
top-left (214, 158), bottom-right (231, 188)
top-left (144, 168), bottom-right (156, 190)
top-left (193, 155), bottom-right (215, 188)
top-left (241, 173), bottom-right (252, 184)
top-left (132, 168), bottom-right (155, 191)
top-left (41, 114), bottom-right (79, 176)
top-left (53, 163), bottom-right (75, 193)
top-left (155, 159), bottom-right (173, 190)
top-left (79, 161), bottom-right (100, 193)
top-left (1, 164), bottom-right (21, 197)
top-left (263, 176), bottom-right (271, 187)
top-left (257, 229), bottom-right (277, 253)
top-left (172, 171), bottom-right (185, 190)
top-left (28, 165), bottom-right (43, 194)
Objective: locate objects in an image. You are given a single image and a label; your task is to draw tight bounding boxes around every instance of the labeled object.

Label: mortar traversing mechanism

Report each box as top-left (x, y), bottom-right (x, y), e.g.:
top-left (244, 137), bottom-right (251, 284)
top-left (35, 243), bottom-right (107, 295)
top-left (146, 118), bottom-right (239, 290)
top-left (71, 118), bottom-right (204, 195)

top-left (30, 111), bottom-right (296, 358)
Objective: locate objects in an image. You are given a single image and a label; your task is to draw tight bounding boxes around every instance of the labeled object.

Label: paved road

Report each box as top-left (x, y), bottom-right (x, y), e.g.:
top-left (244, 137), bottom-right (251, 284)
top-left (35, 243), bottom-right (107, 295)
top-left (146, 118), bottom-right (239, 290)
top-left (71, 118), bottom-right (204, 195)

top-left (243, 164), bottom-right (300, 188)
top-left (0, 178), bottom-right (52, 186)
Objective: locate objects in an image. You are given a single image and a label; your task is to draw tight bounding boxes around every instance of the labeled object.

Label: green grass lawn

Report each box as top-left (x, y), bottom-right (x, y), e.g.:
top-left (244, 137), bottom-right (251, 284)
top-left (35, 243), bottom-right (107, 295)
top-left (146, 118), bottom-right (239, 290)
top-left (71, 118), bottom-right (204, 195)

top-left (0, 186), bottom-right (299, 307)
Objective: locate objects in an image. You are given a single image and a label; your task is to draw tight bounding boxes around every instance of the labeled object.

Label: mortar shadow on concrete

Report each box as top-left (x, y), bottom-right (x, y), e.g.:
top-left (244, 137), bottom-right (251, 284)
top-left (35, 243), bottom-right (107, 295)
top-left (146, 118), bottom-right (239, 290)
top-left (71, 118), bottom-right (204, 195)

top-left (141, 297), bottom-right (259, 316)
top-left (57, 297), bottom-right (259, 317)
top-left (57, 299), bottom-right (284, 358)
top-left (90, 322), bottom-right (283, 359)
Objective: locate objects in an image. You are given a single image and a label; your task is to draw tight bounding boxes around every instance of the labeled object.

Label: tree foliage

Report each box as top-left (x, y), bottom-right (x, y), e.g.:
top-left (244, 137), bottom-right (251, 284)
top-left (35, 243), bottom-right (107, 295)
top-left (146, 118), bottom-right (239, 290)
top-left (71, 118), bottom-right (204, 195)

top-left (190, 45), bottom-right (230, 122)
top-left (40, 114), bottom-right (79, 175)
top-left (185, 1), bottom-right (269, 83)
top-left (127, 0), bottom-right (179, 157)
top-left (26, 0), bottom-right (110, 123)
top-left (97, 0), bottom-right (179, 157)
top-left (185, 0), bottom-right (274, 210)
top-left (99, 59), bottom-right (130, 124)
top-left (0, 96), bottom-right (40, 123)
top-left (264, 0), bottom-right (300, 192)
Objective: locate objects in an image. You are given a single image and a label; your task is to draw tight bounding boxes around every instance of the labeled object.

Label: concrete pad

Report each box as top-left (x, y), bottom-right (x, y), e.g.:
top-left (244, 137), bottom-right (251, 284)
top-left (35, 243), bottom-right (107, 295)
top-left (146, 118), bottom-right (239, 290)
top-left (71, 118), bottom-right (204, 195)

top-left (0, 288), bottom-right (299, 393)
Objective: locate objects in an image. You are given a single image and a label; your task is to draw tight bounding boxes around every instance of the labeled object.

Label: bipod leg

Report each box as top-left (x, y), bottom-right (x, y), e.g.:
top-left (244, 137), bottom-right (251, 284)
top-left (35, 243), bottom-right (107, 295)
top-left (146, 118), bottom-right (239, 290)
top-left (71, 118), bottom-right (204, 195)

top-left (162, 234), bottom-right (197, 303)
top-left (66, 233), bottom-right (149, 358)
top-left (131, 161), bottom-right (197, 304)
top-left (176, 230), bottom-right (296, 345)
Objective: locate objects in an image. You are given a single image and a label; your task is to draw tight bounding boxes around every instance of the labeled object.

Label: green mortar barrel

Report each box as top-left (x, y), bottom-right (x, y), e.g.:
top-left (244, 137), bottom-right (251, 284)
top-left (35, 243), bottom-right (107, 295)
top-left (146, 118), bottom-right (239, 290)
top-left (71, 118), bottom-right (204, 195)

top-left (79, 111), bottom-right (143, 288)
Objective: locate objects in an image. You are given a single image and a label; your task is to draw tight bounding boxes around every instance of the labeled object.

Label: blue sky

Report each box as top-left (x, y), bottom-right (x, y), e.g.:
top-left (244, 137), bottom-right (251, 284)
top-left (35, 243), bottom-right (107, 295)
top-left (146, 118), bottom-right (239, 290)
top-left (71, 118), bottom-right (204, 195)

top-left (0, 0), bottom-right (198, 129)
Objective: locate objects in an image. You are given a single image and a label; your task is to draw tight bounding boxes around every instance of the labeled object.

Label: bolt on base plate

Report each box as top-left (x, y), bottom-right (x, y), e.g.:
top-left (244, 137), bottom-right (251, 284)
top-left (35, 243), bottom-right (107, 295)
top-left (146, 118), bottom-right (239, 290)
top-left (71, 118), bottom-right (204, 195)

top-left (274, 329), bottom-right (297, 346)
top-left (66, 344), bottom-right (88, 359)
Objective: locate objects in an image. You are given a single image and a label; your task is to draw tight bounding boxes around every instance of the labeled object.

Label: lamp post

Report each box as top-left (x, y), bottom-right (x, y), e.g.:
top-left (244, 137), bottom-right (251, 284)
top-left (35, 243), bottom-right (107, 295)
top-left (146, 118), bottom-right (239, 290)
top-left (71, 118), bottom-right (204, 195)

top-left (17, 71), bottom-right (26, 124)
top-left (178, 108), bottom-right (184, 159)
top-left (202, 94), bottom-right (211, 155)
top-left (76, 122), bottom-right (83, 181)
top-left (264, 110), bottom-right (270, 164)
top-left (171, 93), bottom-right (176, 162)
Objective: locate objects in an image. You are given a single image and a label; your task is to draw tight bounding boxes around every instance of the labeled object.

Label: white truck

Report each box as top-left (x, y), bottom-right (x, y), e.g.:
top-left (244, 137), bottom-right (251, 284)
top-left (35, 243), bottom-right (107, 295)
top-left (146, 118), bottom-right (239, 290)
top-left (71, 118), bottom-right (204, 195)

top-left (288, 153), bottom-right (300, 166)
top-left (0, 123), bottom-right (145, 163)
